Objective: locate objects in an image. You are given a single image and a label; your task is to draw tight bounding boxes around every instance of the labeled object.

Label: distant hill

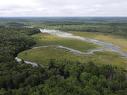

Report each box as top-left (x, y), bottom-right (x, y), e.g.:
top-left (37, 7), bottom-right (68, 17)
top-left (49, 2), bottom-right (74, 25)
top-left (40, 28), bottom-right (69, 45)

top-left (0, 17), bottom-right (127, 24)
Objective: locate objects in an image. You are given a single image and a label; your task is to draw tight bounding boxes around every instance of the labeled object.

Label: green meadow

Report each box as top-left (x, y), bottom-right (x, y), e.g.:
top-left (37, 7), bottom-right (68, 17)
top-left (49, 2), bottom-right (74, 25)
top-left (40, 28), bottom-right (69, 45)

top-left (17, 31), bottom-right (127, 69)
top-left (32, 33), bottom-right (98, 52)
top-left (18, 46), bottom-right (127, 68)
top-left (72, 31), bottom-right (127, 52)
top-left (18, 47), bottom-right (127, 69)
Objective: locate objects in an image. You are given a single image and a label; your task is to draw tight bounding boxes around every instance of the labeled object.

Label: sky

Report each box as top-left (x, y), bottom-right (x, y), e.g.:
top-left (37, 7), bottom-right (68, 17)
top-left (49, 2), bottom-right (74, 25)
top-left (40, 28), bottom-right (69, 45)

top-left (0, 0), bottom-right (127, 17)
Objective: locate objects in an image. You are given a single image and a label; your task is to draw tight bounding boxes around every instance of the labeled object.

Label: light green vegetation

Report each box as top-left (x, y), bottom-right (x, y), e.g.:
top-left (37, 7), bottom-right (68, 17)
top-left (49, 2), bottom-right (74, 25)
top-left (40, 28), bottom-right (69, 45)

top-left (72, 31), bottom-right (127, 52)
top-left (89, 52), bottom-right (127, 68)
top-left (18, 31), bottom-right (127, 69)
top-left (18, 46), bottom-right (127, 68)
top-left (18, 46), bottom-right (85, 64)
top-left (32, 33), bottom-right (98, 52)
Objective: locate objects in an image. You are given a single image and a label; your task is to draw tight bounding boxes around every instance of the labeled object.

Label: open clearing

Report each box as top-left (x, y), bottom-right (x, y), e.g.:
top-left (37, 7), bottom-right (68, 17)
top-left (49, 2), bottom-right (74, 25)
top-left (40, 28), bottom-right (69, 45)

top-left (72, 31), bottom-right (127, 52)
top-left (18, 46), bottom-right (127, 68)
top-left (32, 33), bottom-right (98, 52)
top-left (17, 30), bottom-right (127, 69)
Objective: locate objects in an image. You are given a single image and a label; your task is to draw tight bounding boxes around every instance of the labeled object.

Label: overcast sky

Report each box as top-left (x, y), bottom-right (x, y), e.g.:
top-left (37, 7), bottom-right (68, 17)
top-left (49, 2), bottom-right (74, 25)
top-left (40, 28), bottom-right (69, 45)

top-left (0, 0), bottom-right (127, 17)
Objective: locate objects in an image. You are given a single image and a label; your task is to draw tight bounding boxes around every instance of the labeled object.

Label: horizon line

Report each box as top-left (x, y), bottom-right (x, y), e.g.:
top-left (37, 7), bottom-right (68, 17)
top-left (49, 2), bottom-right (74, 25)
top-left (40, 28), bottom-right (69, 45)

top-left (0, 16), bottom-right (127, 18)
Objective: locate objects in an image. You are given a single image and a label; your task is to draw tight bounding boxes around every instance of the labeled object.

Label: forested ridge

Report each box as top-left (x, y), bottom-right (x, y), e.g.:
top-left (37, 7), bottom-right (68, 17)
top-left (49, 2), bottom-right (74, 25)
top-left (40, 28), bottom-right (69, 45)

top-left (40, 23), bottom-right (127, 37)
top-left (0, 26), bottom-right (127, 95)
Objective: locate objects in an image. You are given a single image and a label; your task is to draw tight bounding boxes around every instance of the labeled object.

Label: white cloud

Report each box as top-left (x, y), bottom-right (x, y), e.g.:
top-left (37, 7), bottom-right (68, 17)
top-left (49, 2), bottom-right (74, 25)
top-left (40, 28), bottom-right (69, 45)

top-left (0, 0), bottom-right (127, 17)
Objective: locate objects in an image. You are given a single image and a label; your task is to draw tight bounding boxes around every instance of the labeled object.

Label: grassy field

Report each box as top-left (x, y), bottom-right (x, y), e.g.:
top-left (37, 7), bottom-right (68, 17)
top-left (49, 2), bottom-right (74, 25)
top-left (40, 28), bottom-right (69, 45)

top-left (32, 33), bottom-right (98, 52)
top-left (72, 31), bottom-right (127, 52)
top-left (18, 46), bottom-right (85, 64)
top-left (18, 46), bottom-right (127, 68)
top-left (17, 31), bottom-right (127, 69)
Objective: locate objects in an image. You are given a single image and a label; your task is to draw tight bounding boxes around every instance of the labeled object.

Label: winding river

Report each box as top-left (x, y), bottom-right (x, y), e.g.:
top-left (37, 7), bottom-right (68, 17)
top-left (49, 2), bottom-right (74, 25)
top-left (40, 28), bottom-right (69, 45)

top-left (16, 29), bottom-right (127, 67)
top-left (40, 29), bottom-right (127, 57)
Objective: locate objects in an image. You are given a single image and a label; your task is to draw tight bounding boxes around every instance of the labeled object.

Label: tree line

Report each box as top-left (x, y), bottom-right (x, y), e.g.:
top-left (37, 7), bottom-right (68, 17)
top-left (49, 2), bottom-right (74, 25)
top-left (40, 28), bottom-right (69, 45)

top-left (41, 23), bottom-right (127, 37)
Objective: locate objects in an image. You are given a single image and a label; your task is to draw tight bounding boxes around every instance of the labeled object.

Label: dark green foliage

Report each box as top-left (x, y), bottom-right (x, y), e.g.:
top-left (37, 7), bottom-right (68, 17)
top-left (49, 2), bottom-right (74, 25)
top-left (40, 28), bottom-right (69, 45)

top-left (1, 60), bottom-right (127, 95)
top-left (6, 22), bottom-right (26, 28)
top-left (0, 27), bottom-right (40, 62)
top-left (43, 23), bottom-right (127, 37)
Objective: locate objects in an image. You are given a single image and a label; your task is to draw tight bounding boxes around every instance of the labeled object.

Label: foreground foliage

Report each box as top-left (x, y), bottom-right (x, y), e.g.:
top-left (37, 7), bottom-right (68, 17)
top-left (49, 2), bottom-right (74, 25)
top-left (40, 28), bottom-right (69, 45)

top-left (0, 60), bottom-right (127, 95)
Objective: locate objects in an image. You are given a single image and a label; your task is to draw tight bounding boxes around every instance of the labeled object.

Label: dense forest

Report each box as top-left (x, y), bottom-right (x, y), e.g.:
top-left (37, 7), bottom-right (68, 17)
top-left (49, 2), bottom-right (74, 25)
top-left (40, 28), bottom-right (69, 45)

top-left (39, 23), bottom-right (127, 37)
top-left (0, 24), bottom-right (127, 95)
top-left (1, 17), bottom-right (127, 37)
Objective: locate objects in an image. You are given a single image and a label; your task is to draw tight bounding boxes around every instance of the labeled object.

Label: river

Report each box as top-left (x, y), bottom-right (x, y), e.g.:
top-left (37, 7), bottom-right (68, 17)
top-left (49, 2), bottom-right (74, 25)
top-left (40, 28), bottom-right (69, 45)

top-left (16, 29), bottom-right (127, 67)
top-left (40, 29), bottom-right (127, 58)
